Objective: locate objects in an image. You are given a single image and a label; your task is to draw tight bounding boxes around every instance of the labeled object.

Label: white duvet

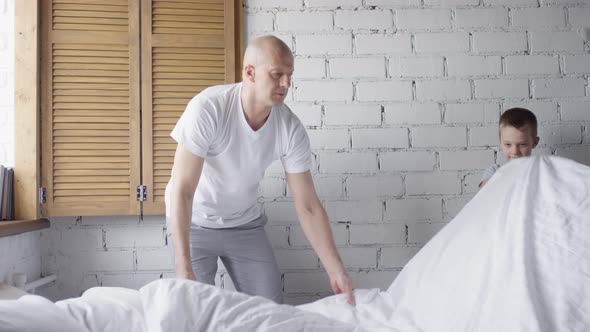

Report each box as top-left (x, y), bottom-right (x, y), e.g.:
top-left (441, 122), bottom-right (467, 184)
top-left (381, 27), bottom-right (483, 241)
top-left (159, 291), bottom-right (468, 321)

top-left (0, 156), bottom-right (588, 331)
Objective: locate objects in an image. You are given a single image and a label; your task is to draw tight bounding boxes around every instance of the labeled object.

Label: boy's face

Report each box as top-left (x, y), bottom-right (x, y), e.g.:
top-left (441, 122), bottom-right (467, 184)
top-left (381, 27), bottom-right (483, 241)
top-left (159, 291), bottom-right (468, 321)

top-left (499, 125), bottom-right (539, 161)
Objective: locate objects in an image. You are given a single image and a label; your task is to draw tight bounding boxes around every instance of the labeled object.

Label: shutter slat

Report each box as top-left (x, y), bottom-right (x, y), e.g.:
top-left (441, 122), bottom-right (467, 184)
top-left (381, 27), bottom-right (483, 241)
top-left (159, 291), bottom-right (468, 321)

top-left (152, 28), bottom-right (223, 35)
top-left (53, 136), bottom-right (129, 143)
top-left (54, 183), bottom-right (129, 190)
top-left (54, 189), bottom-right (129, 196)
top-left (55, 169), bottom-right (129, 176)
top-left (53, 163), bottom-right (130, 170)
top-left (53, 89), bottom-right (129, 96)
top-left (54, 129), bottom-right (129, 136)
top-left (55, 176), bottom-right (129, 183)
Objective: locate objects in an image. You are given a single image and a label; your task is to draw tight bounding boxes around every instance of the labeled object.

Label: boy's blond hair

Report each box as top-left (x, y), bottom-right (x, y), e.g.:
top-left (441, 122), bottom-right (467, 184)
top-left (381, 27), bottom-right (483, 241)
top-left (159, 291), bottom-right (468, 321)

top-left (499, 108), bottom-right (538, 136)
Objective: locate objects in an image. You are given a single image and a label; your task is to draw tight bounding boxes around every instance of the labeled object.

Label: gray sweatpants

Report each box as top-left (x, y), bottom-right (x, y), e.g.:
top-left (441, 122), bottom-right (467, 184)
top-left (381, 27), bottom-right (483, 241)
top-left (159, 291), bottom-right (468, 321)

top-left (167, 215), bottom-right (283, 303)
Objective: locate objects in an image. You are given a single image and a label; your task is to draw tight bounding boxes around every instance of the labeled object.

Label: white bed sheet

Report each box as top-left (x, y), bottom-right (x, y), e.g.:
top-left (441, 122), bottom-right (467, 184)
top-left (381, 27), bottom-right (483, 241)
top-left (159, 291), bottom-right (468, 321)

top-left (0, 155), bottom-right (588, 332)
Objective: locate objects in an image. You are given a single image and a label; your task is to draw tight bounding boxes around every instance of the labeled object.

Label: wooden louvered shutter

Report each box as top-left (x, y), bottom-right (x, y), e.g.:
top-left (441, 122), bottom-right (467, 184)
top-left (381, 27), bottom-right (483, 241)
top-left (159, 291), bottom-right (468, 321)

top-left (41, 0), bottom-right (141, 216)
top-left (141, 0), bottom-right (243, 214)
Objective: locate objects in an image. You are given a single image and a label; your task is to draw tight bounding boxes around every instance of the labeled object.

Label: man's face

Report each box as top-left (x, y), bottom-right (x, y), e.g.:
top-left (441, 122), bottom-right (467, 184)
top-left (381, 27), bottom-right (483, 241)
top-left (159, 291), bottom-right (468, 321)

top-left (254, 51), bottom-right (294, 107)
top-left (499, 125), bottom-right (539, 161)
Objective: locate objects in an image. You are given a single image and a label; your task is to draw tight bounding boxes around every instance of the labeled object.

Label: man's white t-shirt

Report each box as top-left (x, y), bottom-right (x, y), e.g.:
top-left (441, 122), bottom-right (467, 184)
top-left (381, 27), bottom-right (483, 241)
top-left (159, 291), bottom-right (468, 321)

top-left (165, 83), bottom-right (312, 228)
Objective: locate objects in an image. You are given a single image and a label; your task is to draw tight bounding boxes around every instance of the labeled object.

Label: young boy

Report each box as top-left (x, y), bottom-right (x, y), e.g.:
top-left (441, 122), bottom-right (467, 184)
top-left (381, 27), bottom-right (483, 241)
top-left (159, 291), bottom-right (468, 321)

top-left (479, 107), bottom-right (540, 188)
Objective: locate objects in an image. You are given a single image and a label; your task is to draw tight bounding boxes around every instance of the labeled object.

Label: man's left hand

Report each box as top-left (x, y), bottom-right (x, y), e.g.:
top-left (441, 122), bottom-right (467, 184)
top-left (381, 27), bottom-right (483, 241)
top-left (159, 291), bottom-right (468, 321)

top-left (328, 271), bottom-right (355, 305)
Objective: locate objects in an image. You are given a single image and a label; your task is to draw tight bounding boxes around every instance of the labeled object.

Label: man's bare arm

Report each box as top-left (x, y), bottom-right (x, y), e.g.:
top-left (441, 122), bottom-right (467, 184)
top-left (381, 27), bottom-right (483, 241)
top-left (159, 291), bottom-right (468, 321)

top-left (169, 145), bottom-right (204, 280)
top-left (286, 171), bottom-right (354, 304)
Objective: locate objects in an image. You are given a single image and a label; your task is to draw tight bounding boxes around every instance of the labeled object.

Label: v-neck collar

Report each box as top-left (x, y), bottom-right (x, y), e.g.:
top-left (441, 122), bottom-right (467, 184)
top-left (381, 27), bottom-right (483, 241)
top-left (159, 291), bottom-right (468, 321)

top-left (238, 86), bottom-right (275, 139)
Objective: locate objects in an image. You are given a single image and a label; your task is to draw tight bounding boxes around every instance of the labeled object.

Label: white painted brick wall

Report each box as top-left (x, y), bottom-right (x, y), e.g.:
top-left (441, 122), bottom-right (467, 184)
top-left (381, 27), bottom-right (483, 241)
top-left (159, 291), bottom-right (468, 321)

top-left (472, 32), bottom-right (527, 54)
top-left (511, 8), bottom-right (565, 28)
top-left (484, 0), bottom-right (537, 6)
top-left (366, 0), bottom-right (421, 6)
top-left (568, 7), bottom-right (590, 26)
top-left (2, 0), bottom-right (587, 302)
top-left (406, 172), bottom-right (462, 195)
top-left (324, 200), bottom-right (383, 222)
top-left (561, 102), bottom-right (590, 121)
top-left (306, 0), bottom-right (362, 8)
top-left (505, 55), bottom-right (560, 76)
top-left (245, 11), bottom-right (274, 32)
top-left (396, 9), bottom-right (452, 31)
top-left (532, 78), bottom-right (586, 98)
top-left (416, 80), bottom-right (471, 101)
top-left (296, 80), bottom-right (352, 101)
top-left (454, 8), bottom-right (508, 29)
top-left (385, 103), bottom-right (441, 125)
top-left (349, 224), bottom-right (406, 245)
top-left (355, 33), bottom-right (412, 55)
top-left (530, 32), bottom-right (584, 52)
top-left (439, 150), bottom-right (496, 170)
top-left (414, 32), bottom-right (470, 53)
top-left (412, 126), bottom-right (467, 147)
top-left (469, 126), bottom-right (498, 147)
top-left (446, 56), bottom-right (501, 77)
top-left (475, 79), bottom-right (529, 99)
top-left (307, 128), bottom-right (349, 150)
top-left (320, 151), bottom-right (378, 173)
top-left (294, 57), bottom-right (326, 79)
top-left (346, 175), bottom-right (404, 198)
top-left (276, 11), bottom-right (333, 32)
top-left (563, 55), bottom-right (590, 74)
top-left (356, 81), bottom-right (413, 102)
top-left (290, 104), bottom-right (322, 126)
top-left (329, 57), bottom-right (386, 78)
top-left (379, 246), bottom-right (419, 268)
top-left (425, 0), bottom-right (479, 5)
top-left (444, 103), bottom-right (499, 124)
top-left (244, 0), bottom-right (303, 10)
top-left (352, 128), bottom-right (408, 149)
top-left (390, 56), bottom-right (444, 77)
top-left (312, 176), bottom-right (345, 197)
top-left (0, 231), bottom-right (43, 285)
top-left (290, 223), bottom-right (348, 246)
top-left (380, 151), bottom-right (436, 171)
top-left (295, 34), bottom-right (352, 55)
top-left (386, 198), bottom-right (443, 221)
top-left (334, 10), bottom-right (393, 30)
top-left (408, 222), bottom-right (446, 244)
top-left (335, 247), bottom-right (377, 268)
top-left (324, 104), bottom-right (381, 126)
top-left (274, 249), bottom-right (318, 270)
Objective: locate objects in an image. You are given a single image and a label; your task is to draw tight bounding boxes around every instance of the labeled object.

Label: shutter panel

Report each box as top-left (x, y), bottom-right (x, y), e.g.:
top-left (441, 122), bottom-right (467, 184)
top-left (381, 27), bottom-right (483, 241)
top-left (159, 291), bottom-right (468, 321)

top-left (41, 0), bottom-right (141, 216)
top-left (141, 0), bottom-right (242, 214)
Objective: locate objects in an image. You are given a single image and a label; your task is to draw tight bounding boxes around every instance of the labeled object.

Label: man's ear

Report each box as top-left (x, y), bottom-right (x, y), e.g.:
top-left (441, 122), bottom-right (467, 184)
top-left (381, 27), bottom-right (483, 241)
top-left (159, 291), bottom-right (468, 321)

top-left (533, 136), bottom-right (540, 148)
top-left (244, 65), bottom-right (255, 82)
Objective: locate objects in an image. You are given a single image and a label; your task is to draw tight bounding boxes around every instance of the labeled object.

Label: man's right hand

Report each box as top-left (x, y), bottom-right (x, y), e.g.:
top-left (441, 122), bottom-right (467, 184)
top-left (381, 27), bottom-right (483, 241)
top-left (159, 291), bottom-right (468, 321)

top-left (176, 265), bottom-right (196, 281)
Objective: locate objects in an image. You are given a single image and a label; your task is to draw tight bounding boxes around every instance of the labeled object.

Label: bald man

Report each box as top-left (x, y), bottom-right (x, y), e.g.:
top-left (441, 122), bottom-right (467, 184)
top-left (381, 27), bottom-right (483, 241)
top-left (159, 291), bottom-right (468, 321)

top-left (165, 35), bottom-right (354, 304)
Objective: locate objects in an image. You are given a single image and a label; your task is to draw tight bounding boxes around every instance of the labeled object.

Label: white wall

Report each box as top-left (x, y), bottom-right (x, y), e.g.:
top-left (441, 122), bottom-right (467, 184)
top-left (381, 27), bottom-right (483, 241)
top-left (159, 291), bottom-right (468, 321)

top-left (0, 0), bottom-right (45, 288)
top-left (0, 0), bottom-right (13, 165)
top-left (1, 0), bottom-right (590, 303)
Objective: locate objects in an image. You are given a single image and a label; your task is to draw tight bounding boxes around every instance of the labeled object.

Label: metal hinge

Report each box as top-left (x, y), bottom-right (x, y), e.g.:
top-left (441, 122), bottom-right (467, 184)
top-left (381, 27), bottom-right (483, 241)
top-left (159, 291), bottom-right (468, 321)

top-left (39, 187), bottom-right (47, 204)
top-left (136, 185), bottom-right (147, 201)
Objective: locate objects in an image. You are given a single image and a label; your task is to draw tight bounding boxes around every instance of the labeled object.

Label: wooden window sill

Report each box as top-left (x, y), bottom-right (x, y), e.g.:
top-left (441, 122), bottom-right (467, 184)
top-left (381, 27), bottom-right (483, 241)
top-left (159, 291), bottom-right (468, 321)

top-left (0, 219), bottom-right (50, 238)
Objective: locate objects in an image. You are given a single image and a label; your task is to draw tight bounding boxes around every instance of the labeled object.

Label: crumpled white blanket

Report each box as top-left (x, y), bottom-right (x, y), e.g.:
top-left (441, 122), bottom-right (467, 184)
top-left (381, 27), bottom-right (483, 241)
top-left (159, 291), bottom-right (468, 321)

top-left (0, 156), bottom-right (588, 332)
top-left (384, 155), bottom-right (590, 331)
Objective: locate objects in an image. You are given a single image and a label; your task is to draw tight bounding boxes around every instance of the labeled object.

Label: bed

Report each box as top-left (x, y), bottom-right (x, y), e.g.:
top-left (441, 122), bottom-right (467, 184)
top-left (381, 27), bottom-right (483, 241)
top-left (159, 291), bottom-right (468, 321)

top-left (1, 155), bottom-right (589, 332)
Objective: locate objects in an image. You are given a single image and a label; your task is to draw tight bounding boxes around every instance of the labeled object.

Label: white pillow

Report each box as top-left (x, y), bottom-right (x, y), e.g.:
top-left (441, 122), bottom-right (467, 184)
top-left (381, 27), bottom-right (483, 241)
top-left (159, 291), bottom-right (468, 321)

top-left (56, 287), bottom-right (146, 332)
top-left (0, 294), bottom-right (90, 332)
top-left (139, 278), bottom-right (362, 332)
